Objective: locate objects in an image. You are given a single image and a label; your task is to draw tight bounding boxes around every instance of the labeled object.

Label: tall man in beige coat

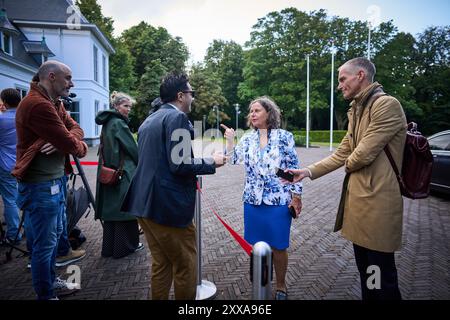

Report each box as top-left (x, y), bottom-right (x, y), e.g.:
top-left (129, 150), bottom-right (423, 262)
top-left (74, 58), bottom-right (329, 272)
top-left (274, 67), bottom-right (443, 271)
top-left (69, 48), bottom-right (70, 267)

top-left (286, 57), bottom-right (406, 300)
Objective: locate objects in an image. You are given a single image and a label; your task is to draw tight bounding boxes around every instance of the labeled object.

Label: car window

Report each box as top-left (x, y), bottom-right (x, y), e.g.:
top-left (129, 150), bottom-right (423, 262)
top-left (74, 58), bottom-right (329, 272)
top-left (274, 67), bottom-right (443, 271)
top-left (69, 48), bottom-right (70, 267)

top-left (428, 134), bottom-right (450, 151)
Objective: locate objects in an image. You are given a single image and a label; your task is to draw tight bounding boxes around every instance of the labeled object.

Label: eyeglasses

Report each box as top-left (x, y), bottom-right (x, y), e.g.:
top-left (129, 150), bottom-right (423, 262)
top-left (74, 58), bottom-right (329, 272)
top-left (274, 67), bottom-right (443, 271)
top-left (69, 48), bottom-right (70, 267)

top-left (182, 90), bottom-right (196, 98)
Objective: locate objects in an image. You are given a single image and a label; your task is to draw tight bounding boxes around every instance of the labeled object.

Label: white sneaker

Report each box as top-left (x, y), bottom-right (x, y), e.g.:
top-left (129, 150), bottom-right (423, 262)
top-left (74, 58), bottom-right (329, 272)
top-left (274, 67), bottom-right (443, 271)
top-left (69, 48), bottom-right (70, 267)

top-left (53, 277), bottom-right (80, 290)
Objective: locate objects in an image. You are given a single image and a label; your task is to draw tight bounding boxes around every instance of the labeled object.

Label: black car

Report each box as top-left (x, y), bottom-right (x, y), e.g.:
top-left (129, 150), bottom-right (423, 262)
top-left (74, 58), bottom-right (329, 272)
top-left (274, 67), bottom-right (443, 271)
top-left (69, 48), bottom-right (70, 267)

top-left (428, 130), bottom-right (450, 194)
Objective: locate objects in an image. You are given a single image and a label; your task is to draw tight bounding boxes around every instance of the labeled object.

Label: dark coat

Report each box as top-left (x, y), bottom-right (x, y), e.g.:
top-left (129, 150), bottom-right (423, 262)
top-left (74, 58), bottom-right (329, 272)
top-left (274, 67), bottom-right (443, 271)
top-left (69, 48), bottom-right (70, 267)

top-left (121, 104), bottom-right (216, 227)
top-left (95, 110), bottom-right (138, 221)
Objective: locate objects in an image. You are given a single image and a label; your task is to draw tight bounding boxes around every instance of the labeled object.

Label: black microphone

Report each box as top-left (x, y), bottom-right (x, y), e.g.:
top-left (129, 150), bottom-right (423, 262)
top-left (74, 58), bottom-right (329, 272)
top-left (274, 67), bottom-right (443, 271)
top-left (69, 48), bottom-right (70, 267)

top-left (62, 93), bottom-right (76, 110)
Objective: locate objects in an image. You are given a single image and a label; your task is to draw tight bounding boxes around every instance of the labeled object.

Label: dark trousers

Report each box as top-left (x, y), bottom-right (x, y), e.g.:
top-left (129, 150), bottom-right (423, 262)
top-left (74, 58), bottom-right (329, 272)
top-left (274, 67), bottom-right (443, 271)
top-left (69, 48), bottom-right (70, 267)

top-left (353, 243), bottom-right (402, 300)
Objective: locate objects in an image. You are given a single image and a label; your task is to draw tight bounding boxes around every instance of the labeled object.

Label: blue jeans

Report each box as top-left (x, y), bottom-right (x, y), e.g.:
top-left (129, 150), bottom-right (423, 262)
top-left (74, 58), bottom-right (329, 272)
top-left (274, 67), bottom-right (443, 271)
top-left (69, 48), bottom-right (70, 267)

top-left (24, 175), bottom-right (71, 257)
top-left (17, 177), bottom-right (66, 300)
top-left (0, 166), bottom-right (21, 241)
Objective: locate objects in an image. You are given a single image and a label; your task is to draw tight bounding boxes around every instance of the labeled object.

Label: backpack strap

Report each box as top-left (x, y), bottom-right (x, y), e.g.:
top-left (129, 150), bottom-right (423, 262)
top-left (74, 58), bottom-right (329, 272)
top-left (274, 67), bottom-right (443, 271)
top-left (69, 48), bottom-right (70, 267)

top-left (367, 92), bottom-right (410, 193)
top-left (366, 90), bottom-right (388, 122)
top-left (384, 145), bottom-right (402, 181)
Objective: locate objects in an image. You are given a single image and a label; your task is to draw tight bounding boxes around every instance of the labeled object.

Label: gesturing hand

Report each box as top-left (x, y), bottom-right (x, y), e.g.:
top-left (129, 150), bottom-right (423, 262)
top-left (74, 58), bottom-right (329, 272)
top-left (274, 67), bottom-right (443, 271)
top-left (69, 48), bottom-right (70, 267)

top-left (220, 124), bottom-right (235, 143)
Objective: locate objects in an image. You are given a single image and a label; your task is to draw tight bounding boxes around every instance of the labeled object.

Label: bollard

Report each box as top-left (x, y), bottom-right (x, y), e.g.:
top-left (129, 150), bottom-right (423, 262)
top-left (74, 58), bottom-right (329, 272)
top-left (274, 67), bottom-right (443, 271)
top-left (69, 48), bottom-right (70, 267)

top-left (195, 176), bottom-right (217, 300)
top-left (251, 241), bottom-right (273, 300)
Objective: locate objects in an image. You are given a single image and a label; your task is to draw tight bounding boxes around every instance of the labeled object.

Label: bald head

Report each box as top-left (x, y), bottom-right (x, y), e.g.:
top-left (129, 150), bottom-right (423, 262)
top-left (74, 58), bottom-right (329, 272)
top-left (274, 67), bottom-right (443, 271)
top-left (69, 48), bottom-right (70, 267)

top-left (37, 60), bottom-right (74, 99)
top-left (38, 61), bottom-right (71, 81)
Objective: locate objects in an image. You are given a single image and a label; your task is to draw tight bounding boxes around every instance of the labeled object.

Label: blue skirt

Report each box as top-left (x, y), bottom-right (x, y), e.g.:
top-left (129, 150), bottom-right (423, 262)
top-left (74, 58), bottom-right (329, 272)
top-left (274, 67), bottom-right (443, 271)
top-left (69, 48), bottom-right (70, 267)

top-left (244, 203), bottom-right (292, 250)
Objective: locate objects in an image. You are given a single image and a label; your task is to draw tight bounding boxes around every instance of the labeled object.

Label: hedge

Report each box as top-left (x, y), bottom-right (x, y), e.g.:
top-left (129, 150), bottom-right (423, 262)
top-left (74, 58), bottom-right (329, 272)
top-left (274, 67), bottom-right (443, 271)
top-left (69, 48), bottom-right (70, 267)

top-left (292, 130), bottom-right (346, 143)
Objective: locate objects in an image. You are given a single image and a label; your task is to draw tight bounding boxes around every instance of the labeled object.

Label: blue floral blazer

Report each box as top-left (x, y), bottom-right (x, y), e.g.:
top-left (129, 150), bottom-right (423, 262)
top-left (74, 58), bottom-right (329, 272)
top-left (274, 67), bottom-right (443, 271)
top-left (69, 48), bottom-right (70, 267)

top-left (229, 129), bottom-right (303, 206)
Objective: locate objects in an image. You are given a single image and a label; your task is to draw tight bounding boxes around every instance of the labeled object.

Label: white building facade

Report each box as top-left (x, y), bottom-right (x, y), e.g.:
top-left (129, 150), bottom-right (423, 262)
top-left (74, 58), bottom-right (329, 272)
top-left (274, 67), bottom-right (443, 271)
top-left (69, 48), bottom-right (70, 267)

top-left (0, 0), bottom-right (114, 145)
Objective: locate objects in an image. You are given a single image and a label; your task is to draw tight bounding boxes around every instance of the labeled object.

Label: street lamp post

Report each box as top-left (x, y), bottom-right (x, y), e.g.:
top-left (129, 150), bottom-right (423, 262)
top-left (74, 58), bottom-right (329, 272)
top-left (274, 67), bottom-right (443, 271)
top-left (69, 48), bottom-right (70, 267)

top-left (367, 21), bottom-right (372, 60)
top-left (366, 5), bottom-right (381, 60)
top-left (202, 114), bottom-right (206, 133)
top-left (306, 54), bottom-right (310, 149)
top-left (330, 44), bottom-right (337, 152)
top-left (234, 103), bottom-right (240, 131)
top-left (213, 105), bottom-right (219, 131)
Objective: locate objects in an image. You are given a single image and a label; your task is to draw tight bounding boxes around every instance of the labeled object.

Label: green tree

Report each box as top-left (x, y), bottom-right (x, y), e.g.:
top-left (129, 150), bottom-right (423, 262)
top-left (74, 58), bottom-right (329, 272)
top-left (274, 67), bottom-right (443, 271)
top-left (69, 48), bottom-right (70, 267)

top-left (121, 22), bottom-right (189, 80)
top-left (129, 59), bottom-right (167, 131)
top-left (374, 32), bottom-right (421, 120)
top-left (204, 40), bottom-right (245, 127)
top-left (76, 0), bottom-right (135, 92)
top-left (109, 38), bottom-right (135, 93)
top-left (239, 8), bottom-right (397, 130)
top-left (76, 0), bottom-right (114, 41)
top-left (188, 64), bottom-right (228, 126)
top-left (413, 26), bottom-right (450, 134)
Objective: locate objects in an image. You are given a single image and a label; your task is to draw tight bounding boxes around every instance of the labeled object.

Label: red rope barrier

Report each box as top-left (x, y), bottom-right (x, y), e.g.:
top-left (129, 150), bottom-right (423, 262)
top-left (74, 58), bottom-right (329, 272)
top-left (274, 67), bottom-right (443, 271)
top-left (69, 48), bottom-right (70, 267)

top-left (196, 181), bottom-right (252, 256)
top-left (70, 161), bottom-right (98, 166)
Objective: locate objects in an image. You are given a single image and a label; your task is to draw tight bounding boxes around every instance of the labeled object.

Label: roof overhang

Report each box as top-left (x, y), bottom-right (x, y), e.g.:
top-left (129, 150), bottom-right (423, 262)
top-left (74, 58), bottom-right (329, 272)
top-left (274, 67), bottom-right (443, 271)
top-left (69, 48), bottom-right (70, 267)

top-left (0, 52), bottom-right (38, 73)
top-left (0, 8), bottom-right (20, 35)
top-left (12, 20), bottom-right (115, 54)
top-left (23, 40), bottom-right (55, 57)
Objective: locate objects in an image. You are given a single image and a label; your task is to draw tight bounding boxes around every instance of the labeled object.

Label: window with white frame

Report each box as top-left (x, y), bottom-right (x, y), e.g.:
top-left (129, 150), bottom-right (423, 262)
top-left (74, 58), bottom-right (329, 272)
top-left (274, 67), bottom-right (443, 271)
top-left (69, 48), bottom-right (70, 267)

top-left (93, 45), bottom-right (98, 82)
top-left (70, 100), bottom-right (80, 123)
top-left (102, 54), bottom-right (107, 87)
top-left (1, 31), bottom-right (13, 55)
top-left (15, 86), bottom-right (27, 99)
top-left (95, 100), bottom-right (100, 136)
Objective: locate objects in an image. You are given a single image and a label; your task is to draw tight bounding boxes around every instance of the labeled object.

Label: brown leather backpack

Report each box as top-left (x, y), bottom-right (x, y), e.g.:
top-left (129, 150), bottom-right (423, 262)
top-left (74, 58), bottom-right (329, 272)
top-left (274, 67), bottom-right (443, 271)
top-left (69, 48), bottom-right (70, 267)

top-left (384, 122), bottom-right (433, 199)
top-left (368, 93), bottom-right (433, 199)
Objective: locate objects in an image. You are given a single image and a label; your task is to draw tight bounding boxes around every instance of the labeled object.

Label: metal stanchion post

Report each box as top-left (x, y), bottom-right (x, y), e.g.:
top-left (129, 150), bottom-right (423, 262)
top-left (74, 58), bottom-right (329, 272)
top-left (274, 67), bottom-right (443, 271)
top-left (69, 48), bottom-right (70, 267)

top-left (251, 241), bottom-right (272, 300)
top-left (195, 176), bottom-right (217, 300)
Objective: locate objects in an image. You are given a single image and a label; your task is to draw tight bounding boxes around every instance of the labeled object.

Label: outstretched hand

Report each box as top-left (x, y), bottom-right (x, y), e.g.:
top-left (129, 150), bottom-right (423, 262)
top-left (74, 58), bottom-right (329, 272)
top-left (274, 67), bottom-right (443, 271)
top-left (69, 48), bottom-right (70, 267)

top-left (212, 151), bottom-right (227, 168)
top-left (280, 168), bottom-right (311, 184)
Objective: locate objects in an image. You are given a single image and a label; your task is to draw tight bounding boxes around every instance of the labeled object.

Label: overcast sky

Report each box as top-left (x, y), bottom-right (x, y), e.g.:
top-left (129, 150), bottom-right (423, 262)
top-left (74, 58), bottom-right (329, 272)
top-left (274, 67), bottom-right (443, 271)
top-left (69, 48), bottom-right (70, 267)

top-left (96, 0), bottom-right (450, 63)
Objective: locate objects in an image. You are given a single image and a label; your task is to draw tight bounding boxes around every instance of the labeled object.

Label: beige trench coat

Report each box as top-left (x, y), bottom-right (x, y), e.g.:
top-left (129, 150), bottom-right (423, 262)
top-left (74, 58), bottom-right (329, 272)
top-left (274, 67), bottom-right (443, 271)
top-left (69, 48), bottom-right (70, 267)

top-left (307, 82), bottom-right (407, 252)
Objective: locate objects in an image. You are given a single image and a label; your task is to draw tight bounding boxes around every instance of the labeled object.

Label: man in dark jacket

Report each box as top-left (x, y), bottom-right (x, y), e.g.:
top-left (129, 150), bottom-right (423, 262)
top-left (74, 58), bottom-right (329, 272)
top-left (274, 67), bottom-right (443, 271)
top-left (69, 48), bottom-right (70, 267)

top-left (14, 61), bottom-right (87, 300)
top-left (122, 72), bottom-right (226, 300)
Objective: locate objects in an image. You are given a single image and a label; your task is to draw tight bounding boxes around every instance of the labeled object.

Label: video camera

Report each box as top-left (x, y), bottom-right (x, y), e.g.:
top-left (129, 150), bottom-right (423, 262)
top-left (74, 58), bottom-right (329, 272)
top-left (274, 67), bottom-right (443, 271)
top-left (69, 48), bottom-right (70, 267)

top-left (61, 93), bottom-right (76, 111)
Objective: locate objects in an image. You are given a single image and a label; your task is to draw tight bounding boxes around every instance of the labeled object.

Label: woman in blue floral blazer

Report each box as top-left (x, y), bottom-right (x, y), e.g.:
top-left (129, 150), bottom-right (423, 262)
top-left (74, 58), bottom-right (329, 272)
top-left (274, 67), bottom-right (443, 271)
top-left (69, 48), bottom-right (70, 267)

top-left (223, 96), bottom-right (303, 300)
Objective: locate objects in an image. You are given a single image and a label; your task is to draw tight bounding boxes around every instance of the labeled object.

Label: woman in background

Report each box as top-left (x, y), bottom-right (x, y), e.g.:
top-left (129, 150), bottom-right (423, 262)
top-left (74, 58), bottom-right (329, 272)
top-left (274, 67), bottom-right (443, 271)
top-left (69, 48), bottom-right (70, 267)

top-left (95, 91), bottom-right (143, 258)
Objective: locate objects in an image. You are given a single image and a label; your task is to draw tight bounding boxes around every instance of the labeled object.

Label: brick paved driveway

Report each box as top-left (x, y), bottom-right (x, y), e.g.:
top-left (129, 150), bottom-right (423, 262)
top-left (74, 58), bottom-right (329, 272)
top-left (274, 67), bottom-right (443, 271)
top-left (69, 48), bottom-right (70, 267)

top-left (1, 145), bottom-right (449, 300)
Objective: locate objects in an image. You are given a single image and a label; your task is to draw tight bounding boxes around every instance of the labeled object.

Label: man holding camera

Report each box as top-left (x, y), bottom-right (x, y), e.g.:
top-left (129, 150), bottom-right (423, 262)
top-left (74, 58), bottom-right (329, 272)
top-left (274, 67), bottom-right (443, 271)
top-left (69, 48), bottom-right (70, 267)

top-left (13, 60), bottom-right (88, 300)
